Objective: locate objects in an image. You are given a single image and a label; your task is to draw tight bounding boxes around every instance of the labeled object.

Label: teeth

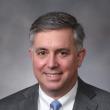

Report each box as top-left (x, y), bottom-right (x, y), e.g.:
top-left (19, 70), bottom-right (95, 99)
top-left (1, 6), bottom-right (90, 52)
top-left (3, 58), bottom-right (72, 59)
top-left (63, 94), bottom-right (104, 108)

top-left (46, 73), bottom-right (60, 77)
top-left (44, 71), bottom-right (61, 74)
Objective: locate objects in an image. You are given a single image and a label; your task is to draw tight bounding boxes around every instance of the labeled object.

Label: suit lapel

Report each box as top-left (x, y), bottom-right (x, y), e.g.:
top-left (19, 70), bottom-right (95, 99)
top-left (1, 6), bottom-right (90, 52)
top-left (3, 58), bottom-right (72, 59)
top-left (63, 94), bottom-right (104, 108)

top-left (18, 79), bottom-right (98, 110)
top-left (73, 78), bottom-right (98, 110)
top-left (19, 84), bottom-right (39, 110)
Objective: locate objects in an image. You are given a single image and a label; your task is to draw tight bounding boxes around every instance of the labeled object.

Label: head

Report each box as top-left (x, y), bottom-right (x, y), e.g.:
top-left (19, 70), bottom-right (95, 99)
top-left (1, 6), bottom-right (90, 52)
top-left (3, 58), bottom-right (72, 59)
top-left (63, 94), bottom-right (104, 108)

top-left (29, 12), bottom-right (86, 98)
top-left (30, 12), bottom-right (85, 51)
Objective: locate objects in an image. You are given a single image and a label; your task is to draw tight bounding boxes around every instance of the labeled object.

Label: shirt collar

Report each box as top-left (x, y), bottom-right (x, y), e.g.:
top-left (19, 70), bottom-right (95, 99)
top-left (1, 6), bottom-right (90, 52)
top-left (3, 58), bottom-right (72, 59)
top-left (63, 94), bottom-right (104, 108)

top-left (39, 80), bottom-right (78, 106)
top-left (58, 81), bottom-right (78, 106)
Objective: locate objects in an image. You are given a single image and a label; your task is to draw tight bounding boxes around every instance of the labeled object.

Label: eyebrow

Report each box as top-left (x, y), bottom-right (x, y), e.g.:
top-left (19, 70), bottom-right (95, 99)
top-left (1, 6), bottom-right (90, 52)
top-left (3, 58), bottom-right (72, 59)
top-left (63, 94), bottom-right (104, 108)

top-left (34, 47), bottom-right (70, 52)
top-left (56, 48), bottom-right (70, 52)
top-left (34, 48), bottom-right (47, 52)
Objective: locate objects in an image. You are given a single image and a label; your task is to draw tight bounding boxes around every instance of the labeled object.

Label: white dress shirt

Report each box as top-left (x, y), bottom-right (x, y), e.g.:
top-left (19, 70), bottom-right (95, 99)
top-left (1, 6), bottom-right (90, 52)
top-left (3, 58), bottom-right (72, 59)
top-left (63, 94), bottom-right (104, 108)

top-left (38, 81), bottom-right (78, 110)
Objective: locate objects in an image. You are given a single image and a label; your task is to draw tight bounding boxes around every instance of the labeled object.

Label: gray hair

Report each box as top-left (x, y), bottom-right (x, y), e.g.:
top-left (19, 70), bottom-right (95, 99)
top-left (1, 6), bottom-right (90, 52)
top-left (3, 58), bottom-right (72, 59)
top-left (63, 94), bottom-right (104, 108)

top-left (29, 11), bottom-right (85, 51)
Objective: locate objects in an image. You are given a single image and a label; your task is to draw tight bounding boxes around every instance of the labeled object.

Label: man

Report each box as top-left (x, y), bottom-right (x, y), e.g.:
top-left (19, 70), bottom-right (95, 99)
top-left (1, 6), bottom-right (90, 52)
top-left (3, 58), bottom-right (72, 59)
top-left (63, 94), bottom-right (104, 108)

top-left (0, 11), bottom-right (110, 110)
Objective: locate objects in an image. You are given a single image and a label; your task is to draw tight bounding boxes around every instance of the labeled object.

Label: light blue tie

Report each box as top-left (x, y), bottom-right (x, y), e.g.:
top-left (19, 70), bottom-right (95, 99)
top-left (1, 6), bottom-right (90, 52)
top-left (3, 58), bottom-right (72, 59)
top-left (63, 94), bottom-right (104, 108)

top-left (50, 100), bottom-right (62, 110)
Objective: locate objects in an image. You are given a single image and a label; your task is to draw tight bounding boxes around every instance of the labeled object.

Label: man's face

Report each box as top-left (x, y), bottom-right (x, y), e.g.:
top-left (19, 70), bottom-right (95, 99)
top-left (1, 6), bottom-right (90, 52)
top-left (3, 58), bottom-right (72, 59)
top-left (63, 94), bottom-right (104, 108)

top-left (29, 28), bottom-right (86, 97)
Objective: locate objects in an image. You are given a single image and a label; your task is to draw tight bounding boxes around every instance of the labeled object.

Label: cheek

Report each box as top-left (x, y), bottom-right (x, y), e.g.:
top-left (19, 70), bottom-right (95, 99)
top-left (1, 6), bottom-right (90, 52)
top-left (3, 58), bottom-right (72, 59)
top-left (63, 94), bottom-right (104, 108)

top-left (59, 57), bottom-right (78, 72)
top-left (59, 59), bottom-right (73, 70)
top-left (32, 57), bottom-right (45, 72)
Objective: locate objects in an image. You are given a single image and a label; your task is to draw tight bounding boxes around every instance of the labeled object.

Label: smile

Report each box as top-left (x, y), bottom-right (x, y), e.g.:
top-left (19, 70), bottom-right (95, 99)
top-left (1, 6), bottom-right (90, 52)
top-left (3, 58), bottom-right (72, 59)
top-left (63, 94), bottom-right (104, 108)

top-left (43, 72), bottom-right (62, 80)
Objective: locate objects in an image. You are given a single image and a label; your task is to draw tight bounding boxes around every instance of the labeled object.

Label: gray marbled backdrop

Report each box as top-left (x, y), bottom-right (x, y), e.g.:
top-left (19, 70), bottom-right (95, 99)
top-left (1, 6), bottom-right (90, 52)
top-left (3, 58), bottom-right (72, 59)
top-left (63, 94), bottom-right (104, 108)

top-left (0, 0), bottom-right (110, 99)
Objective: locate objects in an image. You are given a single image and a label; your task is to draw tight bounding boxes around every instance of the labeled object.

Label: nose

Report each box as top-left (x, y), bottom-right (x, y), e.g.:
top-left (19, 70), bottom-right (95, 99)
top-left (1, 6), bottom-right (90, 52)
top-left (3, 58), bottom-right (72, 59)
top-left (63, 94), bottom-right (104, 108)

top-left (47, 53), bottom-right (58, 69)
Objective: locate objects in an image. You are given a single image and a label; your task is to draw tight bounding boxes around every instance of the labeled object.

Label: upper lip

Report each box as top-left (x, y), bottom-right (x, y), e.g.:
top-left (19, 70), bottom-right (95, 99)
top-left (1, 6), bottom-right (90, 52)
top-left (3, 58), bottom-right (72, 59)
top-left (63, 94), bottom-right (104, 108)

top-left (43, 71), bottom-right (62, 74)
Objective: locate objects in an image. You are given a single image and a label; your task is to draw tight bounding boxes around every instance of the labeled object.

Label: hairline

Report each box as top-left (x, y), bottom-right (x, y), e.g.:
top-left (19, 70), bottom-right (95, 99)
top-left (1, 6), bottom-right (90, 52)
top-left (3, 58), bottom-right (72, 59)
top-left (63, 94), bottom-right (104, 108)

top-left (29, 28), bottom-right (83, 51)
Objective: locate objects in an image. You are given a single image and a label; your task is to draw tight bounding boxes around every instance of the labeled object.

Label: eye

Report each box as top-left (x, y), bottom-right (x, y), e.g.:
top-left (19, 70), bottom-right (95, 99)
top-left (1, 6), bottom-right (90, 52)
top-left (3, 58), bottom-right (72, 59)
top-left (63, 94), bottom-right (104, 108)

top-left (59, 51), bottom-right (69, 57)
top-left (35, 49), bottom-right (48, 58)
top-left (38, 50), bottom-right (47, 55)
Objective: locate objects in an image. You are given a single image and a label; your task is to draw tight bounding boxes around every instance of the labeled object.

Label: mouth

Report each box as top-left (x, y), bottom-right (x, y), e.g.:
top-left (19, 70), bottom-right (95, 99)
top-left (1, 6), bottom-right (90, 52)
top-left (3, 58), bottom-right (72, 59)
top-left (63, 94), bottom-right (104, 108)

top-left (43, 72), bottom-right (62, 81)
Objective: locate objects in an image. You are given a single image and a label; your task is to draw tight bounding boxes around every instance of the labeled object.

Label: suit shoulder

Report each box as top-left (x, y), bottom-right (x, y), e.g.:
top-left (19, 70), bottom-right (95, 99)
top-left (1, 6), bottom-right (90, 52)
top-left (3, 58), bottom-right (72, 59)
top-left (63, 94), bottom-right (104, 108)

top-left (79, 78), bottom-right (110, 99)
top-left (0, 84), bottom-right (39, 106)
top-left (78, 78), bottom-right (110, 110)
top-left (87, 83), bottom-right (110, 109)
top-left (84, 81), bottom-right (110, 101)
top-left (91, 84), bottom-right (110, 100)
top-left (87, 82), bottom-right (110, 96)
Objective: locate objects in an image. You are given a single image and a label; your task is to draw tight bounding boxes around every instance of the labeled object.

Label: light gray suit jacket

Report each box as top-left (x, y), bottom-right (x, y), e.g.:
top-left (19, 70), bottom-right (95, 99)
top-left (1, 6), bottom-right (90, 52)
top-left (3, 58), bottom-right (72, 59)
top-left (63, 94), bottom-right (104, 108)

top-left (0, 78), bottom-right (110, 110)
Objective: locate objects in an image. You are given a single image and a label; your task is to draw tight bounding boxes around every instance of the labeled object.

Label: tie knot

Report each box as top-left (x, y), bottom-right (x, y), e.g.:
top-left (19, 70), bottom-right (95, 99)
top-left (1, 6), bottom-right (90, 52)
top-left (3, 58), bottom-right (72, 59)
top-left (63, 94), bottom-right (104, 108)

top-left (50, 100), bottom-right (62, 110)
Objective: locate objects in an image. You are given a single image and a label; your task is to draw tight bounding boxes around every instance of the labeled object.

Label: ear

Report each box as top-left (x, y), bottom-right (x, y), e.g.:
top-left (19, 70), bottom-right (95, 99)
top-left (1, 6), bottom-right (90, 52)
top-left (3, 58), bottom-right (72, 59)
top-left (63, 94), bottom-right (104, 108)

top-left (77, 48), bottom-right (86, 67)
top-left (28, 48), bottom-right (33, 59)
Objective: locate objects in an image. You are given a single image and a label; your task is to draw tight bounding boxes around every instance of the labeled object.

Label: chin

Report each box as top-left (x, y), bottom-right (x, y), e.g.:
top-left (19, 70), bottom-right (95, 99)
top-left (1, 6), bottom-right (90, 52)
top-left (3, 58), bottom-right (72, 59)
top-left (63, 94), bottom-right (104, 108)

top-left (42, 82), bottom-right (63, 91)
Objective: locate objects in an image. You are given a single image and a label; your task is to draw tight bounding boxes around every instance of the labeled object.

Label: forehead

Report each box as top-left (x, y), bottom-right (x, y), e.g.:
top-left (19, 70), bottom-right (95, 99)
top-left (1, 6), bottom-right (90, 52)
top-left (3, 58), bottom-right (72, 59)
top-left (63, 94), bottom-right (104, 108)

top-left (33, 29), bottom-right (76, 49)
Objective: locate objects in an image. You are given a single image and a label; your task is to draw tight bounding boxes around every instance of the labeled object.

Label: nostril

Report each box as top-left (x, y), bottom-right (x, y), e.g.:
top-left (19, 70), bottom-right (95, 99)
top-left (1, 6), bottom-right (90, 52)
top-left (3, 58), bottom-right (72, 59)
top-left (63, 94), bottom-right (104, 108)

top-left (48, 63), bottom-right (59, 69)
top-left (48, 65), bottom-right (59, 70)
